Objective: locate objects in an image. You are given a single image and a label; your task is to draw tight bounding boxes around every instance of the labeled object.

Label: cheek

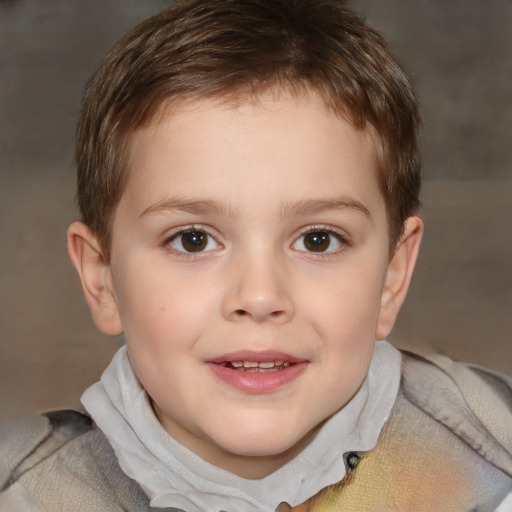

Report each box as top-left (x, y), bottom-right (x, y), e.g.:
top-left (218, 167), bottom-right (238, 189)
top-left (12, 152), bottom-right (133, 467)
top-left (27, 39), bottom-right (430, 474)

top-left (114, 262), bottom-right (218, 351)
top-left (117, 270), bottom-right (212, 405)
top-left (302, 263), bottom-right (386, 395)
top-left (122, 253), bottom-right (210, 307)
top-left (306, 266), bottom-right (385, 340)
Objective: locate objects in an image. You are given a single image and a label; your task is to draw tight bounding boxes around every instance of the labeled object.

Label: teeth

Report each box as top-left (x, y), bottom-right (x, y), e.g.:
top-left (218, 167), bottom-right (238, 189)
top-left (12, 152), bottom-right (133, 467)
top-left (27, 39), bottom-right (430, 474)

top-left (222, 360), bottom-right (294, 372)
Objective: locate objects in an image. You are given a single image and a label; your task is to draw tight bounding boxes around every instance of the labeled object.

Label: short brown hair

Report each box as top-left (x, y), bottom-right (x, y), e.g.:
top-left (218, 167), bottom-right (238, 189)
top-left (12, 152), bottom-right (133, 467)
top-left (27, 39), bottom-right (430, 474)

top-left (76, 0), bottom-right (421, 257)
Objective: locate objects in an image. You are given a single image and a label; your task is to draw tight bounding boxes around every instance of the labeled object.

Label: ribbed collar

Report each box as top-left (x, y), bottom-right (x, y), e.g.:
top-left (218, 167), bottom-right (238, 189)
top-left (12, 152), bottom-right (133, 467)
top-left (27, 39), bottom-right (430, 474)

top-left (82, 340), bottom-right (401, 512)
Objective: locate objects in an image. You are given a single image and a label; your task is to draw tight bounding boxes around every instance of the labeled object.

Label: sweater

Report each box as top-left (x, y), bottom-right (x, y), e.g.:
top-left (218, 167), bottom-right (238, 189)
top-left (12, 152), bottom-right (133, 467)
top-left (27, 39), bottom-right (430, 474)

top-left (1, 351), bottom-right (511, 511)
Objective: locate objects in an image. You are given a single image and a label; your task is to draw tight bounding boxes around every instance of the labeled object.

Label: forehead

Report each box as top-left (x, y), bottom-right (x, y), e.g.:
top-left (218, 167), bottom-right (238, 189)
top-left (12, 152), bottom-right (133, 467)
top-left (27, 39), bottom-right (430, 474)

top-left (121, 91), bottom-right (384, 221)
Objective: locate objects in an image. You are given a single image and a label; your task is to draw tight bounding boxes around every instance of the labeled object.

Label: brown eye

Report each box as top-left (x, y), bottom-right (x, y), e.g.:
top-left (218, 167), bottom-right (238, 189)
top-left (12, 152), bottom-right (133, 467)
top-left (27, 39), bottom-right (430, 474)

top-left (181, 231), bottom-right (207, 252)
top-left (292, 229), bottom-right (344, 254)
top-left (168, 229), bottom-right (219, 254)
top-left (303, 231), bottom-right (331, 252)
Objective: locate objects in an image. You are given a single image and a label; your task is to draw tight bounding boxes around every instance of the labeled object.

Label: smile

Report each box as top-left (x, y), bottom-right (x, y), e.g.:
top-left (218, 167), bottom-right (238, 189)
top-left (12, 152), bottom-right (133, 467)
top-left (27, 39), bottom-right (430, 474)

top-left (206, 351), bottom-right (307, 393)
top-left (218, 361), bottom-right (292, 372)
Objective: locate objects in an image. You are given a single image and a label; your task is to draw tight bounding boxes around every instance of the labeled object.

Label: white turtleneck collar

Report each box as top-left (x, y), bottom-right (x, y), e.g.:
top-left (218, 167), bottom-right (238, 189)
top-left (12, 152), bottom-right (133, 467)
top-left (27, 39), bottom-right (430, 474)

top-left (81, 340), bottom-right (401, 512)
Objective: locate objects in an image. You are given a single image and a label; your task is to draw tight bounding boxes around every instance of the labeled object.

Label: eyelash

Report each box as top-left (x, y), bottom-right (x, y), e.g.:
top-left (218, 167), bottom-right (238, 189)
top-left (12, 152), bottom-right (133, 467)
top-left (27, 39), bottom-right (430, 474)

top-left (292, 225), bottom-right (349, 257)
top-left (161, 224), bottom-right (349, 258)
top-left (162, 225), bottom-right (221, 258)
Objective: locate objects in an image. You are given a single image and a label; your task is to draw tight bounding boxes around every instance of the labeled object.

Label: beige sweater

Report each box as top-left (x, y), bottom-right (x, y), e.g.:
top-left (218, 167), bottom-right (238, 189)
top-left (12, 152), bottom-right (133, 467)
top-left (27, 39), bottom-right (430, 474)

top-left (1, 352), bottom-right (511, 512)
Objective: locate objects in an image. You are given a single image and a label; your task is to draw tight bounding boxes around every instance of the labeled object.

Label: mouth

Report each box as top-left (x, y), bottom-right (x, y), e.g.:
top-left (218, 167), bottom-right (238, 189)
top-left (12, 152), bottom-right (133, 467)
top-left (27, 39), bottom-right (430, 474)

top-left (206, 351), bottom-right (307, 393)
top-left (217, 360), bottom-right (292, 373)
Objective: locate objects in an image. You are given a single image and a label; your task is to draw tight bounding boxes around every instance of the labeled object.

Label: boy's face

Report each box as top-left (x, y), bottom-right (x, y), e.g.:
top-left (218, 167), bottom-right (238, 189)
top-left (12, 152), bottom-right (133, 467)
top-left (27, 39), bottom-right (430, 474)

top-left (72, 91), bottom-right (421, 477)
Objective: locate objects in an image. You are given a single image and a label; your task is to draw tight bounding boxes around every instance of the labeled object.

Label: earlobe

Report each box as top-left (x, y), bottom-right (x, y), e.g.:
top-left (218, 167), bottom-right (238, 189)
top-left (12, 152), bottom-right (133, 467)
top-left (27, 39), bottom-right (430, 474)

top-left (67, 221), bottom-right (123, 335)
top-left (376, 216), bottom-right (423, 340)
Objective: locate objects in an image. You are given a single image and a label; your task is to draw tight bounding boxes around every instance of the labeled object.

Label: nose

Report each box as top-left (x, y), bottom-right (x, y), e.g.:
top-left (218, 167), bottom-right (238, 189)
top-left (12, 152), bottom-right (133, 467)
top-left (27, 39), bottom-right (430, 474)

top-left (221, 251), bottom-right (295, 324)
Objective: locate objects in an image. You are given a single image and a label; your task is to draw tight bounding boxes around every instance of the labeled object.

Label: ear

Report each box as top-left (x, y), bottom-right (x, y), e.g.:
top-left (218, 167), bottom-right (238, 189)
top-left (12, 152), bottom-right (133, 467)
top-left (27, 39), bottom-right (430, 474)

top-left (67, 221), bottom-right (123, 335)
top-left (376, 216), bottom-right (423, 340)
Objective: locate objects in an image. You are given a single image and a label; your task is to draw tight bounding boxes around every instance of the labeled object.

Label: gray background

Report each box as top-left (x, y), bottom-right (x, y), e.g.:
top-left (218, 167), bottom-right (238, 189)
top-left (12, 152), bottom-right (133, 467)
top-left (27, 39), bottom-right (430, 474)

top-left (1, 0), bottom-right (511, 420)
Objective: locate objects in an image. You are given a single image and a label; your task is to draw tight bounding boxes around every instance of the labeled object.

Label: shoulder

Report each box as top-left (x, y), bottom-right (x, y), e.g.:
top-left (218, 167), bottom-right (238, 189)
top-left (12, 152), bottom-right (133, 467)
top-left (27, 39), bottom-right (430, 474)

top-left (0, 410), bottom-right (91, 488)
top-left (301, 352), bottom-right (512, 512)
top-left (0, 410), bottom-right (150, 511)
top-left (400, 350), bottom-right (512, 477)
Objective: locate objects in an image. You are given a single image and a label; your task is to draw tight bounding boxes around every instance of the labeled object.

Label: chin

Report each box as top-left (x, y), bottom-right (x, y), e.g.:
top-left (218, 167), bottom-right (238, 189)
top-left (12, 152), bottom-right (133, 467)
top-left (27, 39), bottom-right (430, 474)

top-left (213, 425), bottom-right (308, 459)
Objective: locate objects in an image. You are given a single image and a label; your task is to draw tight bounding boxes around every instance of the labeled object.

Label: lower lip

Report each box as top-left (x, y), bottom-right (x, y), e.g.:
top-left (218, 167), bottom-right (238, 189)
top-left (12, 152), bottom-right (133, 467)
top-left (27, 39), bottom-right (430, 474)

top-left (206, 362), bottom-right (308, 394)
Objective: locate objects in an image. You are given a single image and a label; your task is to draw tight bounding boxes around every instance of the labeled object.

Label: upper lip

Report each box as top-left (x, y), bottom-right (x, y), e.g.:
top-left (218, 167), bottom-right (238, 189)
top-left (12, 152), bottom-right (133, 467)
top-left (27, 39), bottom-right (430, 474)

top-left (206, 350), bottom-right (307, 364)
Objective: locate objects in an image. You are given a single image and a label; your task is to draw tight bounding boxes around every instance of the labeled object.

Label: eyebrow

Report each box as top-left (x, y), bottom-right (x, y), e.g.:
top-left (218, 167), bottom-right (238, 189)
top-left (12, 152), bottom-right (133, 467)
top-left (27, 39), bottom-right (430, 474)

top-left (140, 197), bottom-right (238, 218)
top-left (140, 196), bottom-right (370, 219)
top-left (280, 197), bottom-right (371, 219)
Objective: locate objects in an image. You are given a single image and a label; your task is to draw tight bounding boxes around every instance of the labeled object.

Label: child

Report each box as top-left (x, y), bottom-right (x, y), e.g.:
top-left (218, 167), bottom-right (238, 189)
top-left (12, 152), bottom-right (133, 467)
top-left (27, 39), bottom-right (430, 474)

top-left (1, 0), bottom-right (510, 510)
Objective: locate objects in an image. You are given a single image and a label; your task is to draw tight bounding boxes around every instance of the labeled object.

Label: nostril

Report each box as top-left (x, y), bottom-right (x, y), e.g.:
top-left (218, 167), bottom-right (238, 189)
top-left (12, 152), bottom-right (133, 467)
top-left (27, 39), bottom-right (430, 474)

top-left (228, 306), bottom-right (293, 323)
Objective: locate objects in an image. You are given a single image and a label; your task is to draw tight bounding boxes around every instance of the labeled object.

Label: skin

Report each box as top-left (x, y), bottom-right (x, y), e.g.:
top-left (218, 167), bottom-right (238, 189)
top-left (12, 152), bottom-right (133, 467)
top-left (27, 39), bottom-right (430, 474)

top-left (68, 90), bottom-right (422, 479)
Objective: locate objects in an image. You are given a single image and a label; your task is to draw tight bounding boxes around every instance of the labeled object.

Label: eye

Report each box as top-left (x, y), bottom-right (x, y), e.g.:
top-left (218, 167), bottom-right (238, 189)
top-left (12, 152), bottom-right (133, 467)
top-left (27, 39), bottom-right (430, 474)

top-left (293, 229), bottom-right (344, 254)
top-left (167, 228), bottom-right (220, 253)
